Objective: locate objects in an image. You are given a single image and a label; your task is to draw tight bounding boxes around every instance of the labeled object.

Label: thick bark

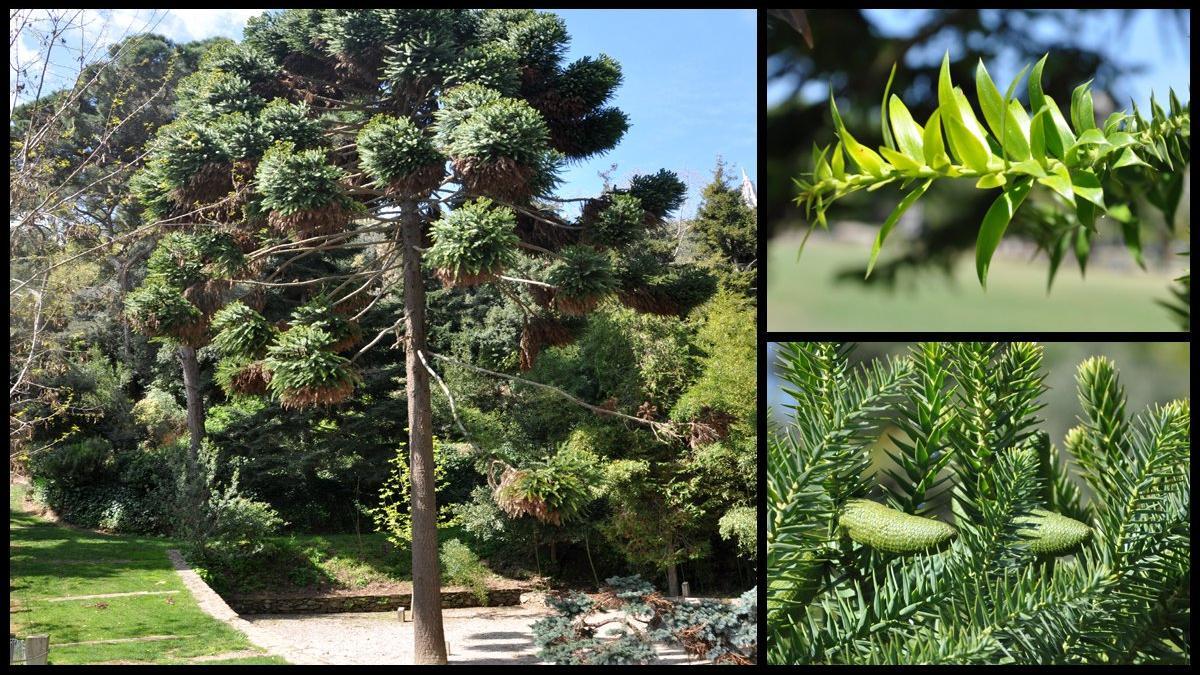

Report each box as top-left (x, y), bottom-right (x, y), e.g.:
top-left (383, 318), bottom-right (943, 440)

top-left (401, 203), bottom-right (447, 665)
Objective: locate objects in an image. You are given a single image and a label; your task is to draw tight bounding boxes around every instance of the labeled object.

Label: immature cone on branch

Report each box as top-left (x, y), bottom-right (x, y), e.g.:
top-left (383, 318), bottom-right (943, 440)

top-left (838, 499), bottom-right (957, 554)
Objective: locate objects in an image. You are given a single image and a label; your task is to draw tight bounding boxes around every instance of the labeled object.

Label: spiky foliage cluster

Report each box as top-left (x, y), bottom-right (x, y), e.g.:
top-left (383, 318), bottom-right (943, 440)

top-left (198, 40), bottom-right (281, 85)
top-left (768, 342), bottom-right (1190, 665)
top-left (210, 301), bottom-right (276, 359)
top-left (492, 445), bottom-right (600, 526)
top-left (435, 85), bottom-right (562, 201)
top-left (531, 575), bottom-right (757, 665)
top-left (624, 169), bottom-right (688, 221)
top-left (615, 254), bottom-right (717, 317)
top-left (216, 99), bottom-right (323, 159)
top-left (425, 197), bottom-right (520, 286)
top-left (794, 52), bottom-right (1190, 290)
top-left (175, 69), bottom-right (265, 122)
top-left (547, 245), bottom-right (617, 315)
top-left (124, 282), bottom-right (204, 346)
top-left (585, 193), bottom-right (645, 248)
top-left (263, 324), bottom-right (360, 408)
top-left (356, 114), bottom-right (445, 194)
top-left (255, 142), bottom-right (351, 216)
top-left (287, 297), bottom-right (362, 352)
top-left (210, 301), bottom-right (278, 396)
top-left (124, 232), bottom-right (246, 346)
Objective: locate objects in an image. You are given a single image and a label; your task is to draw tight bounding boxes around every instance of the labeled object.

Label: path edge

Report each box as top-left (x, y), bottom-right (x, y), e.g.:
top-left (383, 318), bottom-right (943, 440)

top-left (167, 548), bottom-right (330, 665)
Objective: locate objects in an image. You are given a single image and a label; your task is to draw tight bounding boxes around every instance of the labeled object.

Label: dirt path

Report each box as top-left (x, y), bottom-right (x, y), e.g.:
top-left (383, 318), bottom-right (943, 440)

top-left (240, 606), bottom-right (706, 665)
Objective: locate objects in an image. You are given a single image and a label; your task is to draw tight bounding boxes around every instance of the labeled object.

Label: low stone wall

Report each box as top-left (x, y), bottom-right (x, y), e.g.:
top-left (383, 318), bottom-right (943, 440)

top-left (229, 588), bottom-right (523, 615)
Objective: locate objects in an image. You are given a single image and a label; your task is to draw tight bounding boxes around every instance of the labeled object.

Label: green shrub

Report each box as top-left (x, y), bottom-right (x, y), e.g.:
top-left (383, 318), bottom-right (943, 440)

top-left (131, 388), bottom-right (187, 443)
top-left (441, 538), bottom-right (491, 605)
top-left (29, 436), bottom-right (113, 486)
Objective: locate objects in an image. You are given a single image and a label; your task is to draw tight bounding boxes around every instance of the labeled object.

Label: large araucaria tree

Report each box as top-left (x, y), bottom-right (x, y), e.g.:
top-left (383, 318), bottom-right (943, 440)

top-left (123, 9), bottom-right (715, 663)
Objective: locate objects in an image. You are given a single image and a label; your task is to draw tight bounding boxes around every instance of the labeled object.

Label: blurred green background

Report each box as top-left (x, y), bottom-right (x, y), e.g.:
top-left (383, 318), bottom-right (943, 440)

top-left (767, 341), bottom-right (1190, 505)
top-left (766, 10), bottom-right (1190, 331)
top-left (768, 237), bottom-right (1180, 331)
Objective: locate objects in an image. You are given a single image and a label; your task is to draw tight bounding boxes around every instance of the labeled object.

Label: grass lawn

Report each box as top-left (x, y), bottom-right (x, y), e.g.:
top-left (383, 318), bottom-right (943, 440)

top-left (9, 484), bottom-right (287, 665)
top-left (768, 236), bottom-right (1182, 332)
top-left (221, 527), bottom-right (519, 596)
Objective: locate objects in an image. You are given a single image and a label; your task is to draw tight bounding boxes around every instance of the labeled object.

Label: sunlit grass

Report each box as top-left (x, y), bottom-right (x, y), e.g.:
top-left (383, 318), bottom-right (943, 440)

top-left (9, 483), bottom-right (284, 665)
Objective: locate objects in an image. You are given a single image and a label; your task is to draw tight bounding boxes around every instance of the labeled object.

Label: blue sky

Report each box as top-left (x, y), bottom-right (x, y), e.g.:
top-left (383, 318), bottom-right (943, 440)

top-left (767, 9), bottom-right (1191, 114)
top-left (10, 9), bottom-right (756, 219)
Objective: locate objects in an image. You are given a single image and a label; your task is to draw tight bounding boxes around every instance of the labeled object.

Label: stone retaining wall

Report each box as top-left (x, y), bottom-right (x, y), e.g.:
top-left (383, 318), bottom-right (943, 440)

top-left (228, 588), bottom-right (523, 615)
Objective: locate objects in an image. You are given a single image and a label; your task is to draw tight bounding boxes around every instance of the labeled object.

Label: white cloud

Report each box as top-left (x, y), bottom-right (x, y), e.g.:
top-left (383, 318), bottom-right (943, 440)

top-left (161, 9), bottom-right (268, 42)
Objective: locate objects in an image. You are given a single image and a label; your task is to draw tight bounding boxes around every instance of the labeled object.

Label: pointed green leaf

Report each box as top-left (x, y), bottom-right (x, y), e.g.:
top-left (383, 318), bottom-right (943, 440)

top-left (1036, 163), bottom-right (1074, 205)
top-left (1029, 107), bottom-right (1048, 164)
top-left (831, 141), bottom-right (845, 179)
top-left (1008, 99), bottom-right (1032, 142)
top-left (1010, 159), bottom-right (1046, 178)
top-left (952, 87), bottom-right (992, 152)
top-left (866, 177), bottom-right (896, 192)
top-left (1074, 223), bottom-right (1092, 275)
top-left (882, 63), bottom-right (897, 151)
top-left (888, 95), bottom-right (925, 162)
top-left (922, 109), bottom-right (951, 169)
top-left (936, 52), bottom-right (987, 167)
top-left (1072, 128), bottom-right (1109, 148)
top-left (1070, 168), bottom-right (1104, 209)
top-left (976, 177), bottom-right (1034, 287)
top-left (1155, 138), bottom-right (1172, 170)
top-left (944, 114), bottom-right (990, 173)
top-left (1168, 88), bottom-right (1182, 116)
top-left (1151, 92), bottom-right (1166, 122)
top-left (879, 145), bottom-right (924, 173)
top-left (1076, 195), bottom-right (1097, 232)
top-left (1043, 96), bottom-right (1076, 159)
top-left (976, 173), bottom-right (1007, 189)
top-left (1107, 203), bottom-right (1145, 269)
top-left (866, 178), bottom-right (933, 278)
top-left (976, 61), bottom-right (1032, 162)
top-left (830, 89), bottom-right (886, 177)
top-left (1028, 53), bottom-right (1050, 113)
top-left (1104, 131), bottom-right (1135, 148)
top-left (1131, 99), bottom-right (1145, 127)
top-left (975, 58), bottom-right (1008, 145)
top-left (813, 143), bottom-right (831, 181)
top-left (1102, 112), bottom-right (1127, 135)
top-left (1046, 228), bottom-right (1070, 292)
top-left (1112, 147), bottom-right (1149, 169)
top-left (1070, 79), bottom-right (1096, 132)
top-left (1065, 128), bottom-right (1109, 164)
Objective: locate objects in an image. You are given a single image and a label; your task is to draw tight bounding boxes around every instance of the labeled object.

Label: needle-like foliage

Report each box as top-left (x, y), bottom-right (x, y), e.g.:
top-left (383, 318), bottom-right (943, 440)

top-left (768, 342), bottom-right (1190, 665)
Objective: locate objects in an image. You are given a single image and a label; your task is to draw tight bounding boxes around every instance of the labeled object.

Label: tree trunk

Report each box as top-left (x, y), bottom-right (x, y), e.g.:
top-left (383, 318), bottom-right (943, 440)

top-left (401, 204), bottom-right (447, 665)
top-left (667, 562), bottom-right (680, 598)
top-left (177, 344), bottom-right (207, 534)
top-left (584, 530), bottom-right (600, 590)
top-left (666, 533), bottom-right (680, 597)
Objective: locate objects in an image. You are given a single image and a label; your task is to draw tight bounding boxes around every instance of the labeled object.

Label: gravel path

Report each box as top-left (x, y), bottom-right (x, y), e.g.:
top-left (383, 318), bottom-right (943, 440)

top-left (241, 606), bottom-right (705, 665)
top-left (169, 546), bottom-right (707, 665)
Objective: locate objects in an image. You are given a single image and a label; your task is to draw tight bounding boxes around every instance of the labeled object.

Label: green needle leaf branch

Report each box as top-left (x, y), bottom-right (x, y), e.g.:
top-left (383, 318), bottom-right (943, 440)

top-left (794, 51), bottom-right (1190, 288)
